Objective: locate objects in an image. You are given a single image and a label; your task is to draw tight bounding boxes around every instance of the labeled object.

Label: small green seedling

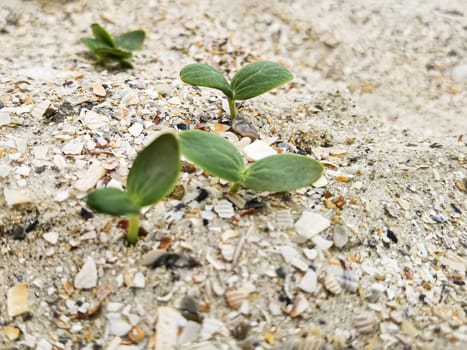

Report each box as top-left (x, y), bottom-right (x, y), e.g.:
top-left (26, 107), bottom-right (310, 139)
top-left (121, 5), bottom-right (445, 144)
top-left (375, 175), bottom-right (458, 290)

top-left (179, 130), bottom-right (323, 193)
top-left (82, 23), bottom-right (145, 68)
top-left (180, 61), bottom-right (293, 119)
top-left (86, 133), bottom-right (180, 244)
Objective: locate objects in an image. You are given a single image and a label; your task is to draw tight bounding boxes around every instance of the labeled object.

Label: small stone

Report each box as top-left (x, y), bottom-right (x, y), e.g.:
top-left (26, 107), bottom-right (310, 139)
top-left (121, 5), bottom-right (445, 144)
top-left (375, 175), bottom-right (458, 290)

top-left (7, 283), bottom-right (29, 317)
top-left (243, 140), bottom-right (277, 161)
top-left (231, 116), bottom-right (259, 139)
top-left (92, 83), bottom-right (106, 97)
top-left (4, 326), bottom-right (21, 341)
top-left (54, 190), bottom-right (69, 202)
top-left (0, 110), bottom-right (10, 125)
top-left (133, 272), bottom-right (145, 288)
top-left (74, 256), bottom-right (97, 289)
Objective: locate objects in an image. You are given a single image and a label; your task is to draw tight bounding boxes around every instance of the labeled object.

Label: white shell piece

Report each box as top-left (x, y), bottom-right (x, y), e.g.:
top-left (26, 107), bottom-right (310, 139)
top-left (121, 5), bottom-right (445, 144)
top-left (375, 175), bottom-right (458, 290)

top-left (133, 272), bottom-right (145, 288)
top-left (298, 269), bottom-right (318, 293)
top-left (323, 274), bottom-right (342, 295)
top-left (4, 188), bottom-right (33, 206)
top-left (30, 100), bottom-right (51, 119)
top-left (289, 293), bottom-right (309, 318)
top-left (312, 235), bottom-right (333, 251)
top-left (33, 145), bottom-right (49, 160)
top-left (206, 248), bottom-right (227, 270)
top-left (243, 140), bottom-right (277, 161)
top-left (213, 199), bottom-right (235, 219)
top-left (62, 141), bottom-right (83, 155)
top-left (353, 311), bottom-right (379, 334)
top-left (452, 64), bottom-right (467, 82)
top-left (182, 342), bottom-right (218, 350)
top-left (291, 257), bottom-right (309, 272)
top-left (333, 225), bottom-right (349, 248)
top-left (80, 109), bottom-right (110, 131)
top-left (107, 317), bottom-right (132, 336)
top-left (156, 307), bottom-right (181, 349)
top-left (294, 211), bottom-right (330, 242)
top-left (225, 289), bottom-right (248, 310)
top-left (54, 190), bottom-right (69, 202)
top-left (275, 209), bottom-right (294, 229)
top-left (220, 244), bottom-right (235, 262)
top-left (179, 320), bottom-right (201, 345)
top-left (0, 111), bottom-right (10, 125)
top-left (303, 248), bottom-right (318, 260)
top-left (92, 83), bottom-right (106, 97)
top-left (200, 318), bottom-right (225, 340)
top-left (43, 231), bottom-right (59, 245)
top-left (74, 163), bottom-right (106, 192)
top-left (279, 245), bottom-right (299, 263)
top-left (74, 256), bottom-right (97, 289)
top-left (312, 174), bottom-right (328, 187)
top-left (128, 123), bottom-right (144, 137)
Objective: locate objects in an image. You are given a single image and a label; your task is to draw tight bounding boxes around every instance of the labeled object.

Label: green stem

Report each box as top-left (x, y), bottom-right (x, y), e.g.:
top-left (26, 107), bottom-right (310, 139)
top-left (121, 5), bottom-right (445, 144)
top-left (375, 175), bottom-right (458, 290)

top-left (127, 215), bottom-right (140, 245)
top-left (230, 182), bottom-right (241, 193)
top-left (228, 98), bottom-right (237, 120)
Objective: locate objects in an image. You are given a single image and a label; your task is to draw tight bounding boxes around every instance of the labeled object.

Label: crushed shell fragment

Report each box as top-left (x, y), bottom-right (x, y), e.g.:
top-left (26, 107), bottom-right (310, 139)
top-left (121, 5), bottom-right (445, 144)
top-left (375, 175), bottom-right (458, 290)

top-left (353, 311), bottom-right (379, 334)
top-left (322, 274), bottom-right (342, 295)
top-left (225, 289), bottom-right (249, 310)
top-left (7, 283), bottom-right (29, 317)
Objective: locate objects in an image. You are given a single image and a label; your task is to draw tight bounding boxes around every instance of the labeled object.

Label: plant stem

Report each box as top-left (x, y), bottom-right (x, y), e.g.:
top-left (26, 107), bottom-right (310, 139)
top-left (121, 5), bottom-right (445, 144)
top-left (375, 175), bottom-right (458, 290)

top-left (127, 214), bottom-right (140, 245)
top-left (228, 98), bottom-right (237, 120)
top-left (230, 182), bottom-right (240, 193)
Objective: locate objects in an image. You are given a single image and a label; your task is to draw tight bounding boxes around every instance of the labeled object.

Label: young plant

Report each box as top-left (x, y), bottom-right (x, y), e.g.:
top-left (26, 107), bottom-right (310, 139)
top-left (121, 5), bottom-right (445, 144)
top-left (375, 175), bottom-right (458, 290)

top-left (180, 61), bottom-right (293, 119)
top-left (86, 133), bottom-right (180, 244)
top-left (178, 130), bottom-right (323, 193)
top-left (82, 23), bottom-right (145, 68)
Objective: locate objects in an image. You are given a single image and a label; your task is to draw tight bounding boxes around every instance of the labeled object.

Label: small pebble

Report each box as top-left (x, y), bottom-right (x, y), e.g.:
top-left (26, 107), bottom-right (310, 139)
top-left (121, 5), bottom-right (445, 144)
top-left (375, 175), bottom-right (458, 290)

top-left (231, 116), bottom-right (259, 139)
top-left (7, 283), bottom-right (29, 317)
top-left (333, 225), bottom-right (348, 248)
top-left (451, 63), bottom-right (467, 82)
top-left (74, 256), bottom-right (97, 289)
top-left (92, 83), bottom-right (106, 97)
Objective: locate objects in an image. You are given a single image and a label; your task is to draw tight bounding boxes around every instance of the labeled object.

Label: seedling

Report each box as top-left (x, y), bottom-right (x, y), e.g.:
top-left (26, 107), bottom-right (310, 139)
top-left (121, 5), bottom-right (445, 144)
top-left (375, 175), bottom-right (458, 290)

top-left (82, 23), bottom-right (145, 68)
top-left (180, 61), bottom-right (293, 119)
top-left (86, 133), bottom-right (180, 244)
top-left (179, 130), bottom-right (323, 193)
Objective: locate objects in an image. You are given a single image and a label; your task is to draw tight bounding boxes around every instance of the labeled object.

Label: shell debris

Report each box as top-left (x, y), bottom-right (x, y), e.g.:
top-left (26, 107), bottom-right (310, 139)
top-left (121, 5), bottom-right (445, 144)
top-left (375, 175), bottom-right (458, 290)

top-left (322, 274), bottom-right (342, 295)
top-left (74, 256), bottom-right (98, 290)
top-left (4, 188), bottom-right (33, 206)
top-left (74, 163), bottom-right (106, 192)
top-left (294, 211), bottom-right (330, 243)
top-left (155, 307), bottom-right (183, 349)
top-left (298, 268), bottom-right (318, 294)
top-left (213, 199), bottom-right (235, 219)
top-left (289, 293), bottom-right (310, 318)
top-left (7, 283), bottom-right (29, 317)
top-left (353, 311), bottom-right (379, 334)
top-left (225, 288), bottom-right (249, 310)
top-left (243, 139), bottom-right (277, 161)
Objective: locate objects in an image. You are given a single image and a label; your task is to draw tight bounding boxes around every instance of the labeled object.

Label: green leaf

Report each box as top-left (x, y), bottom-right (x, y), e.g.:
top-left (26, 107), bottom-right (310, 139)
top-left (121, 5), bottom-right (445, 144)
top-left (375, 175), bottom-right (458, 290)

top-left (179, 130), bottom-right (244, 183)
top-left (115, 30), bottom-right (145, 51)
top-left (86, 188), bottom-right (141, 216)
top-left (118, 59), bottom-right (134, 69)
top-left (94, 47), bottom-right (133, 59)
top-left (180, 64), bottom-right (233, 98)
top-left (127, 133), bottom-right (180, 207)
top-left (81, 37), bottom-right (111, 53)
top-left (242, 154), bottom-right (323, 192)
top-left (91, 23), bottom-right (116, 47)
top-left (230, 61), bottom-right (293, 101)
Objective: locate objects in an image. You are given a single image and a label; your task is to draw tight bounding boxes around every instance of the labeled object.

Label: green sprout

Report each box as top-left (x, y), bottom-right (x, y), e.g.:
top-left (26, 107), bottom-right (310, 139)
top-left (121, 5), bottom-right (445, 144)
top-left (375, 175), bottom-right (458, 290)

top-left (180, 61), bottom-right (293, 119)
top-left (179, 130), bottom-right (323, 193)
top-left (86, 133), bottom-right (180, 244)
top-left (82, 23), bottom-right (145, 68)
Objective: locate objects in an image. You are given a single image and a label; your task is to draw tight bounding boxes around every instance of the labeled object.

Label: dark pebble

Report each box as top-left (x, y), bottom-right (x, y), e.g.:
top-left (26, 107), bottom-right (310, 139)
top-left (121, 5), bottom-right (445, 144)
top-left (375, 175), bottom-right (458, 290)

top-left (387, 229), bottom-right (398, 243)
top-left (450, 203), bottom-right (462, 214)
top-left (80, 207), bottom-right (94, 220)
top-left (430, 214), bottom-right (447, 223)
top-left (176, 123), bottom-right (189, 130)
top-left (195, 188), bottom-right (209, 202)
top-left (368, 236), bottom-right (379, 248)
top-left (276, 266), bottom-right (287, 278)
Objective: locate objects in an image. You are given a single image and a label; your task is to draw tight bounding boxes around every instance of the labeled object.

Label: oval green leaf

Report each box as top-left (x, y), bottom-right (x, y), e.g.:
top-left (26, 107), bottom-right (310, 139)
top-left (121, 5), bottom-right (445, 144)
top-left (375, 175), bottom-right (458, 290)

top-left (94, 47), bottom-right (133, 59)
top-left (180, 63), bottom-right (233, 98)
top-left (115, 30), bottom-right (146, 51)
top-left (242, 154), bottom-right (323, 192)
top-left (82, 37), bottom-right (111, 53)
top-left (91, 23), bottom-right (116, 47)
top-left (86, 188), bottom-right (141, 216)
top-left (127, 133), bottom-right (180, 207)
top-left (179, 130), bottom-right (244, 183)
top-left (231, 61), bottom-right (293, 101)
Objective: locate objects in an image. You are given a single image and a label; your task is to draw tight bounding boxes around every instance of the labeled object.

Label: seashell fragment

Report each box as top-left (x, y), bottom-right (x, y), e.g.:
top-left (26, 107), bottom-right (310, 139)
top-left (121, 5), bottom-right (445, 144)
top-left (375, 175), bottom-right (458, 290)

top-left (275, 209), bottom-right (294, 229)
top-left (7, 283), bottom-right (29, 317)
top-left (127, 325), bottom-right (145, 343)
top-left (322, 274), bottom-right (342, 295)
top-left (74, 256), bottom-right (97, 289)
top-left (295, 335), bottom-right (326, 350)
top-left (30, 100), bottom-right (51, 119)
top-left (92, 83), bottom-right (106, 97)
top-left (4, 326), bottom-right (21, 341)
top-left (156, 307), bottom-right (181, 349)
top-left (298, 268), bottom-right (318, 293)
top-left (4, 188), bottom-right (33, 206)
top-left (353, 311), bottom-right (379, 334)
top-left (225, 289), bottom-right (248, 310)
top-left (289, 293), bottom-right (309, 318)
top-left (335, 269), bottom-right (359, 293)
top-left (294, 211), bottom-right (330, 243)
top-left (179, 321), bottom-right (201, 345)
top-left (333, 225), bottom-right (348, 249)
top-left (214, 199), bottom-right (235, 219)
top-left (74, 163), bottom-right (106, 192)
top-left (200, 317), bottom-right (225, 340)
top-left (243, 140), bottom-right (277, 161)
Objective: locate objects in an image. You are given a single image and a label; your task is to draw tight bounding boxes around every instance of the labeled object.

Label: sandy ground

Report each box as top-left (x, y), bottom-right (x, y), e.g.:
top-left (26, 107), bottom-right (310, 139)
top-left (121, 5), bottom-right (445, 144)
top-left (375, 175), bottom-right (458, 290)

top-left (0, 0), bottom-right (466, 349)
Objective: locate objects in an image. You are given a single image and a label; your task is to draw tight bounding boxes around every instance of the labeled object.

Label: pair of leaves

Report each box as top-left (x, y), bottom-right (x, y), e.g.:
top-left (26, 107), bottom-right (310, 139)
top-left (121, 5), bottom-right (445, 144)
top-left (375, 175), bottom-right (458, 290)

top-left (86, 133), bottom-right (180, 216)
top-left (180, 61), bottom-right (293, 102)
top-left (179, 130), bottom-right (323, 192)
top-left (82, 23), bottom-right (145, 68)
